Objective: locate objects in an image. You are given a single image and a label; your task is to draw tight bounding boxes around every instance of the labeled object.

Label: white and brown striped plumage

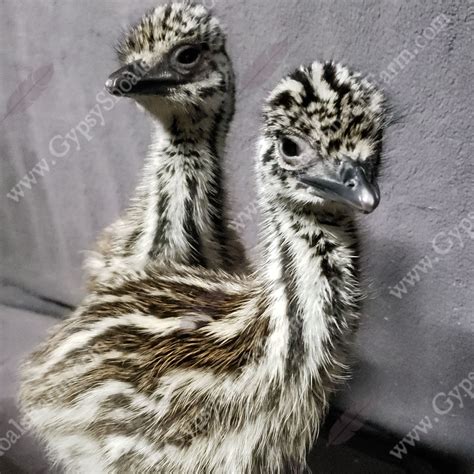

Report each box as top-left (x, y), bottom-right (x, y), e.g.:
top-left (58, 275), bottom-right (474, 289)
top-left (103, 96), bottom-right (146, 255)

top-left (21, 61), bottom-right (384, 473)
top-left (85, 2), bottom-right (246, 289)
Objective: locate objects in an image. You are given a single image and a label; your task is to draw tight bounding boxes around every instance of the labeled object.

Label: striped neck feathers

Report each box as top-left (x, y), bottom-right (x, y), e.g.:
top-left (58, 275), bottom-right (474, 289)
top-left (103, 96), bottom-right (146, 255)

top-left (134, 94), bottom-right (234, 269)
top-left (258, 189), bottom-right (361, 381)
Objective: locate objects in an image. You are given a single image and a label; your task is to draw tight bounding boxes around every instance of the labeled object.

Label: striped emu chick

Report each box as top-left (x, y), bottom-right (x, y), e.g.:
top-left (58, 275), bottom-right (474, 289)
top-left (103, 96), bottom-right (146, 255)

top-left (86, 2), bottom-right (246, 288)
top-left (21, 61), bottom-right (384, 473)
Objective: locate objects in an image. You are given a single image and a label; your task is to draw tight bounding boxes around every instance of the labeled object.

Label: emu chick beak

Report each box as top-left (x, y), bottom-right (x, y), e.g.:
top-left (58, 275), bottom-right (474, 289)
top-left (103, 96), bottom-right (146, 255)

top-left (298, 158), bottom-right (380, 213)
top-left (105, 59), bottom-right (188, 96)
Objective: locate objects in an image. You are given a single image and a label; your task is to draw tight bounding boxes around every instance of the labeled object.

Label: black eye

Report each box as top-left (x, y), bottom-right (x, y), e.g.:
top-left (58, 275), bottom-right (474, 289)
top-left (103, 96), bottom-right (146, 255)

top-left (277, 136), bottom-right (314, 169)
top-left (176, 46), bottom-right (201, 65)
top-left (281, 138), bottom-right (301, 158)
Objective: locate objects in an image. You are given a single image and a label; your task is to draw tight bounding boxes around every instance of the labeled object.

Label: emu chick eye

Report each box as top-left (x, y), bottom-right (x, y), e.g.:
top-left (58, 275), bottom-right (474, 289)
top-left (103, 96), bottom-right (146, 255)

top-left (176, 47), bottom-right (201, 65)
top-left (281, 138), bottom-right (301, 158)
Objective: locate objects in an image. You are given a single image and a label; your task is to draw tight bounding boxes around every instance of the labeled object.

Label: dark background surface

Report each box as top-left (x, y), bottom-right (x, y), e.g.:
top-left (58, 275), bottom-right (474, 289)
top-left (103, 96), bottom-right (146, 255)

top-left (0, 0), bottom-right (472, 472)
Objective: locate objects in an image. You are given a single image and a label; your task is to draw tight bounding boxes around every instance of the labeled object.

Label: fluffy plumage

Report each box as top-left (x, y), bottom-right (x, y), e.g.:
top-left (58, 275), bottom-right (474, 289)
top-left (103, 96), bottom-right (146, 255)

top-left (86, 2), bottom-right (245, 289)
top-left (21, 61), bottom-right (385, 473)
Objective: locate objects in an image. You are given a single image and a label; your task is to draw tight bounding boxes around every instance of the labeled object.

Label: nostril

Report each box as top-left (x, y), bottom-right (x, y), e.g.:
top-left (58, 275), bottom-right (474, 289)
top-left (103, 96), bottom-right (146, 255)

top-left (346, 180), bottom-right (356, 189)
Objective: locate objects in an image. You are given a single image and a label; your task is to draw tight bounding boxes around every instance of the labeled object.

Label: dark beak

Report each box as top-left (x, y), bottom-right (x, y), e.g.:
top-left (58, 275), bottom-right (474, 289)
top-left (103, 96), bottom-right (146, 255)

top-left (298, 158), bottom-right (380, 213)
top-left (105, 59), bottom-right (189, 96)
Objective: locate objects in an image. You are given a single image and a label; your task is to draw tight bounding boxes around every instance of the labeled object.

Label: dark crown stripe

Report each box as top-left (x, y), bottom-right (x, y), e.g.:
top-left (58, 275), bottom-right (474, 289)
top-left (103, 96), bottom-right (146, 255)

top-left (322, 62), bottom-right (351, 99)
top-left (289, 68), bottom-right (318, 107)
top-left (161, 4), bottom-right (173, 27)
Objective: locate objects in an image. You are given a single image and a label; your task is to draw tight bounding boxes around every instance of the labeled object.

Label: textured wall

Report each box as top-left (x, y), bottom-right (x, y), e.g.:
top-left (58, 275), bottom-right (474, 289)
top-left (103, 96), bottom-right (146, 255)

top-left (0, 0), bottom-right (472, 468)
